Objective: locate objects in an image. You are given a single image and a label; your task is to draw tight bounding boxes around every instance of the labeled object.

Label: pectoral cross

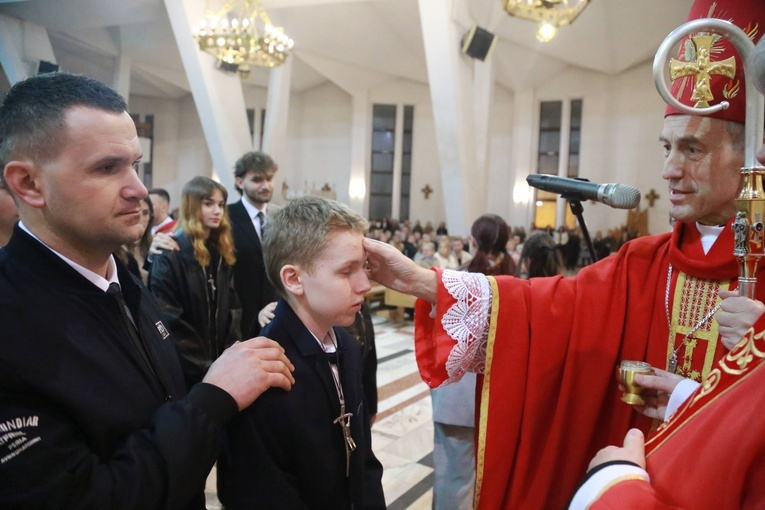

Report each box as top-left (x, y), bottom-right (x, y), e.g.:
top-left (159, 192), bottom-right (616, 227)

top-left (333, 402), bottom-right (356, 476)
top-left (681, 338), bottom-right (698, 374)
top-left (669, 35), bottom-right (735, 108)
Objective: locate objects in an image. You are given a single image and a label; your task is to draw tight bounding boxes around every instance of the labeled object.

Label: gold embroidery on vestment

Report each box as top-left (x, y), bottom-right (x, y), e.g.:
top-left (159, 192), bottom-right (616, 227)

top-left (666, 271), bottom-right (729, 381)
top-left (475, 276), bottom-right (500, 510)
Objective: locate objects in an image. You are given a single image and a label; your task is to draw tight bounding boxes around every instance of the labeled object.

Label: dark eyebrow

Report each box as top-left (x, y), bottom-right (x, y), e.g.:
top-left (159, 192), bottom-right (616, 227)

top-left (94, 156), bottom-right (132, 168)
top-left (658, 135), bottom-right (701, 145)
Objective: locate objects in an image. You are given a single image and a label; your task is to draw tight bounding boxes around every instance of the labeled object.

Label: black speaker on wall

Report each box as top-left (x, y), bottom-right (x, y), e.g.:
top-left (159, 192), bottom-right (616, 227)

top-left (37, 60), bottom-right (59, 75)
top-left (461, 25), bottom-right (496, 61)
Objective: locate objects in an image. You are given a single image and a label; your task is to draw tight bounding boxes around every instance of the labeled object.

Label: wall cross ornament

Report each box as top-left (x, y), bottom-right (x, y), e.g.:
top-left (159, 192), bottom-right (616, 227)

top-left (421, 184), bottom-right (434, 199)
top-left (645, 189), bottom-right (661, 207)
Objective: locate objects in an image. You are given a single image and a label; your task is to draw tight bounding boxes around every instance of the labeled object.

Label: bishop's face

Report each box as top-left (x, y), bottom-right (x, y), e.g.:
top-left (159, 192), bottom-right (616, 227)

top-left (660, 115), bottom-right (744, 226)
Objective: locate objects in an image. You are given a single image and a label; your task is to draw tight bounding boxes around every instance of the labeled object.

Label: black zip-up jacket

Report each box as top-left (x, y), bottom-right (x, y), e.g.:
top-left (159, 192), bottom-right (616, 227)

top-left (149, 231), bottom-right (241, 388)
top-left (0, 226), bottom-right (238, 509)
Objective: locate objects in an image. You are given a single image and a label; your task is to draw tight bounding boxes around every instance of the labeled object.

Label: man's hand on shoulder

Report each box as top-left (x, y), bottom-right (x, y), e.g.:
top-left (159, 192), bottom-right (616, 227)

top-left (203, 337), bottom-right (295, 410)
top-left (258, 301), bottom-right (278, 327)
top-left (149, 232), bottom-right (180, 255)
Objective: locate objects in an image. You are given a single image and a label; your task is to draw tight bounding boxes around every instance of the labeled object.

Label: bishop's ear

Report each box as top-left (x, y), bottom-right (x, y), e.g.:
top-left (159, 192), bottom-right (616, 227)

top-left (3, 160), bottom-right (45, 208)
top-left (280, 264), bottom-right (304, 297)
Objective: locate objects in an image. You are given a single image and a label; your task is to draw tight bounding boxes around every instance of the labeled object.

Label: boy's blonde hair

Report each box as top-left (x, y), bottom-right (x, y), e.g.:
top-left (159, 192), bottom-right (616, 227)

top-left (264, 196), bottom-right (368, 297)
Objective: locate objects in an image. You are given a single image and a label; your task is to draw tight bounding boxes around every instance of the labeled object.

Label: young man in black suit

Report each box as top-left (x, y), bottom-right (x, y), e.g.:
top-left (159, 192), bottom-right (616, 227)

top-left (229, 151), bottom-right (280, 337)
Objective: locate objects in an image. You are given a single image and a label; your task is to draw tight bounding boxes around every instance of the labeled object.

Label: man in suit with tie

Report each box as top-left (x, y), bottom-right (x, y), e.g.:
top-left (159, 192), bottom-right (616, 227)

top-left (229, 151), bottom-right (280, 338)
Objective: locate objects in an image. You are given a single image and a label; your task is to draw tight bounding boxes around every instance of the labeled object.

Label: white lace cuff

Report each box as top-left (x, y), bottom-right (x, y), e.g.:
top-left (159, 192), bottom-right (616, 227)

top-left (440, 269), bottom-right (492, 384)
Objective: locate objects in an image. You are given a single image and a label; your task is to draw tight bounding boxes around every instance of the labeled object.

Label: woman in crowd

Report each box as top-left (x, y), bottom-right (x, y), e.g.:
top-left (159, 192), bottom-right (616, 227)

top-left (435, 240), bottom-right (458, 269)
top-left (518, 231), bottom-right (563, 279)
top-left (149, 176), bottom-right (241, 388)
top-left (461, 213), bottom-right (516, 276)
top-left (114, 196), bottom-right (154, 282)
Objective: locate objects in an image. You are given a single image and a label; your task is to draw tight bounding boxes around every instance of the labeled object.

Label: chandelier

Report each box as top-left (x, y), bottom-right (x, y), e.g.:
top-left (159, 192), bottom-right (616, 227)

top-left (193, 0), bottom-right (294, 78)
top-left (503, 0), bottom-right (590, 42)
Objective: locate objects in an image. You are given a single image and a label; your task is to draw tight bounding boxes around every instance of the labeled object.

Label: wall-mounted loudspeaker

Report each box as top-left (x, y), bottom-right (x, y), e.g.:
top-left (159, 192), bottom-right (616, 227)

top-left (461, 25), bottom-right (496, 61)
top-left (37, 60), bottom-right (59, 75)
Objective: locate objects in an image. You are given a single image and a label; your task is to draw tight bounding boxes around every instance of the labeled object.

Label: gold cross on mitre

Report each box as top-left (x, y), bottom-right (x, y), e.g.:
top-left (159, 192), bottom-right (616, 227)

top-left (669, 35), bottom-right (736, 108)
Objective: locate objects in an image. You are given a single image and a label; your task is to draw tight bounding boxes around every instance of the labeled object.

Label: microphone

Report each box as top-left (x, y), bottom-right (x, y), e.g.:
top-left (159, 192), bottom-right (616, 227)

top-left (526, 174), bottom-right (641, 209)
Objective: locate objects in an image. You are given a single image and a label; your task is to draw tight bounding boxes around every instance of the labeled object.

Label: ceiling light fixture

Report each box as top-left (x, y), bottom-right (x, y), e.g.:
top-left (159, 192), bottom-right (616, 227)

top-left (193, 0), bottom-right (294, 78)
top-left (504, 0), bottom-right (590, 43)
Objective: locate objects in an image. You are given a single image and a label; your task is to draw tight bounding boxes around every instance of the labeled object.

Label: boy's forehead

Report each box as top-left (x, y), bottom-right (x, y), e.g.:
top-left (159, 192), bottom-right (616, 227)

top-left (319, 229), bottom-right (365, 258)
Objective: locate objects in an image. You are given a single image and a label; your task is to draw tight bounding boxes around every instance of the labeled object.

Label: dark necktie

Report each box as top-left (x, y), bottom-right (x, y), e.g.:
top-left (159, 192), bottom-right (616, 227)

top-left (257, 211), bottom-right (266, 240)
top-left (107, 283), bottom-right (157, 381)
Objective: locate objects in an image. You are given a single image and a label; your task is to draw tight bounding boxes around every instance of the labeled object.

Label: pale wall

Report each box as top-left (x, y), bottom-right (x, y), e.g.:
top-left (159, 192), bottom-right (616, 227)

top-left (126, 59), bottom-right (672, 237)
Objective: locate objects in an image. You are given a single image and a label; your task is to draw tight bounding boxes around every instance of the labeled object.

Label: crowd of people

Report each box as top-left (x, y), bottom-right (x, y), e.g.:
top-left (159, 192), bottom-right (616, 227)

top-left (2, 0), bottom-right (765, 508)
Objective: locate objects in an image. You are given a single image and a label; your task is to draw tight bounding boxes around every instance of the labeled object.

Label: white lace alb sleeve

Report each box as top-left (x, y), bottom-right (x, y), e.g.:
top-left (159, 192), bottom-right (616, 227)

top-left (440, 269), bottom-right (492, 385)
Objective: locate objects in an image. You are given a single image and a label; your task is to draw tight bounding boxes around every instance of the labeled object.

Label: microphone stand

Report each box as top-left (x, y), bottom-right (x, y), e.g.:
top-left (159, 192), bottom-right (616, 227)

top-left (561, 191), bottom-right (598, 263)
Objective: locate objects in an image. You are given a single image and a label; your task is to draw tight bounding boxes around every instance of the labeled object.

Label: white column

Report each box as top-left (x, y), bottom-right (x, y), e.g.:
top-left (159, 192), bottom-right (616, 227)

top-left (348, 92), bottom-right (371, 215)
top-left (0, 15), bottom-right (57, 85)
top-left (164, 0), bottom-right (251, 196)
top-left (262, 56), bottom-right (293, 167)
top-left (556, 98), bottom-right (572, 227)
top-left (391, 103), bottom-right (405, 219)
top-left (509, 89), bottom-right (536, 230)
top-left (418, 0), bottom-right (477, 236)
top-left (113, 54), bottom-right (132, 103)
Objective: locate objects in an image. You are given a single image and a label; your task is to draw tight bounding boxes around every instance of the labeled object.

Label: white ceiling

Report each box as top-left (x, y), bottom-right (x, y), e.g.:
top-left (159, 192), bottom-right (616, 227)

top-left (0, 0), bottom-right (695, 97)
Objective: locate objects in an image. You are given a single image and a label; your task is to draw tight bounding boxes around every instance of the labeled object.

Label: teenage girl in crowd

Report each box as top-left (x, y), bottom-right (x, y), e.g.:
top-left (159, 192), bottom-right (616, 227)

top-left (149, 176), bottom-right (241, 388)
top-left (460, 213), bottom-right (516, 276)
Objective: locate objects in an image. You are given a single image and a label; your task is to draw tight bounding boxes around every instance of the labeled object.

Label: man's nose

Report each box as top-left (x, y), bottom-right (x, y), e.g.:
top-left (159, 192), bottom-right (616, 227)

top-left (125, 168), bottom-right (148, 200)
top-left (661, 150), bottom-right (684, 180)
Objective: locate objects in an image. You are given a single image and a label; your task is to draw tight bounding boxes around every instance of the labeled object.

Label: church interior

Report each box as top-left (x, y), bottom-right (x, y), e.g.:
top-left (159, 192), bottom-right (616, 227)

top-left (1, 1), bottom-right (721, 508)
top-left (0, 0), bottom-right (694, 239)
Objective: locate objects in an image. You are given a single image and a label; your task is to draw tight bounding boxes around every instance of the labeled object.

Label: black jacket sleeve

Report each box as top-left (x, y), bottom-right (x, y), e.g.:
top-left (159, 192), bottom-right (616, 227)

top-left (148, 251), bottom-right (210, 388)
top-left (0, 383), bottom-right (237, 510)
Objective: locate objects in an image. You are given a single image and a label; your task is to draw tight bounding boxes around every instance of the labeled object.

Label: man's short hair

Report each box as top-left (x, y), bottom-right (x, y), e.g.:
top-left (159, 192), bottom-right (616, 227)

top-left (148, 188), bottom-right (171, 204)
top-left (234, 151), bottom-right (277, 180)
top-left (724, 120), bottom-right (746, 153)
top-left (263, 196), bottom-right (368, 297)
top-left (0, 72), bottom-right (127, 167)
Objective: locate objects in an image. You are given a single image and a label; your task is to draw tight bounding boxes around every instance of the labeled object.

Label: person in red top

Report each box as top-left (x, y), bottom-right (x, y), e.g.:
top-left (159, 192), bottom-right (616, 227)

top-left (363, 0), bottom-right (765, 507)
top-left (569, 34), bottom-right (765, 510)
top-left (149, 188), bottom-right (178, 235)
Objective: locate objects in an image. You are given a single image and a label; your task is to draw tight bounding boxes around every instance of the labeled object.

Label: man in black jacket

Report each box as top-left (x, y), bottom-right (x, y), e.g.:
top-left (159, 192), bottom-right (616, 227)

top-left (0, 72), bottom-right (294, 509)
top-left (229, 151), bottom-right (280, 337)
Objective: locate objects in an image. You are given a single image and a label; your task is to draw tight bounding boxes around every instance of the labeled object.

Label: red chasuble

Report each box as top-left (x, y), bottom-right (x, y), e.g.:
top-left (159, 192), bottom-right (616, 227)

top-left (414, 221), bottom-right (765, 509)
top-left (590, 328), bottom-right (765, 509)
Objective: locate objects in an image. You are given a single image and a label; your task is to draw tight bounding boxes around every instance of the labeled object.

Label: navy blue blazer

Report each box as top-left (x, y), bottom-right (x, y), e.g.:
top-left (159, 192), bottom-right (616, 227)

top-left (217, 299), bottom-right (385, 509)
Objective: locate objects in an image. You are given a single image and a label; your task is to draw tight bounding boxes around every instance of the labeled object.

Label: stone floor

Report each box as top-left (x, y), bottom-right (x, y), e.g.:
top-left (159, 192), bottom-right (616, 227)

top-left (205, 315), bottom-right (434, 509)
